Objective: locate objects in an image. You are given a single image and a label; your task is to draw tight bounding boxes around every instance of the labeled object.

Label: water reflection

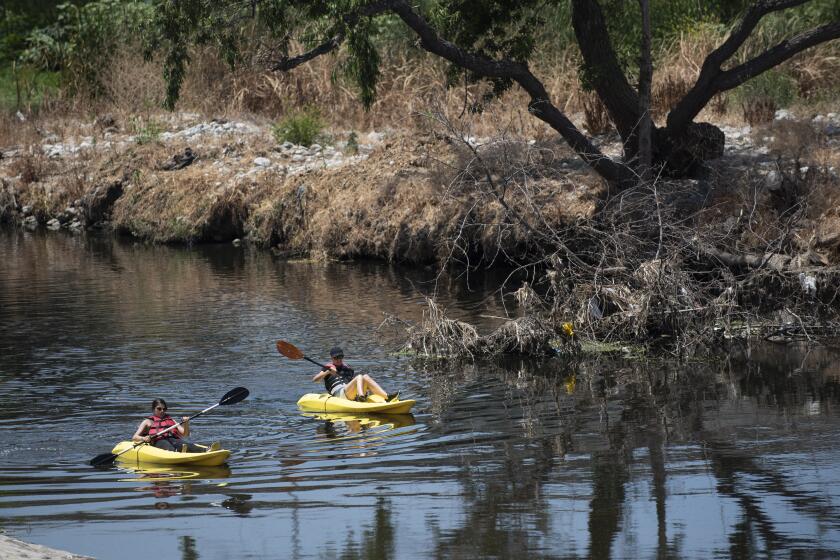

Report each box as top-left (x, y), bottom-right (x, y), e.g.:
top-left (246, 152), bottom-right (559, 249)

top-left (180, 535), bottom-right (199, 560)
top-left (116, 465), bottom-right (232, 483)
top-left (2, 231), bottom-right (840, 559)
top-left (419, 350), bottom-right (840, 559)
top-left (221, 494), bottom-right (254, 516)
top-left (337, 497), bottom-right (396, 560)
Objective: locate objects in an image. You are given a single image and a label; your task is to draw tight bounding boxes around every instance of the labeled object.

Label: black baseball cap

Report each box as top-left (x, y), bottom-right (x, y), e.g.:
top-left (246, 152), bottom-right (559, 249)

top-left (330, 346), bottom-right (344, 358)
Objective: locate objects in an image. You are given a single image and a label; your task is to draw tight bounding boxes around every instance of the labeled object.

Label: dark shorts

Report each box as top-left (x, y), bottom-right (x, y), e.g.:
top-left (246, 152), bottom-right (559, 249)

top-left (153, 437), bottom-right (203, 453)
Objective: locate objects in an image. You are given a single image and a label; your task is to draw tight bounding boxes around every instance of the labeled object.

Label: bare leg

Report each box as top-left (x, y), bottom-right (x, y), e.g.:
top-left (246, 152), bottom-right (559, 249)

top-left (343, 383), bottom-right (359, 400)
top-left (360, 374), bottom-right (387, 398)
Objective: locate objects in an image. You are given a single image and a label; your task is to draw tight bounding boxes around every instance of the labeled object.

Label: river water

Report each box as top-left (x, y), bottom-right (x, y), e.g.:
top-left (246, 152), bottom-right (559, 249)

top-left (2, 229), bottom-right (840, 560)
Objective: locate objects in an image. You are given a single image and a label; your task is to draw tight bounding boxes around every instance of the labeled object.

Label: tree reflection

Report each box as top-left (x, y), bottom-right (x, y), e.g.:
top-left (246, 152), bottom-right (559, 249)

top-left (179, 535), bottom-right (199, 560)
top-left (337, 497), bottom-right (395, 560)
top-left (419, 344), bottom-right (840, 558)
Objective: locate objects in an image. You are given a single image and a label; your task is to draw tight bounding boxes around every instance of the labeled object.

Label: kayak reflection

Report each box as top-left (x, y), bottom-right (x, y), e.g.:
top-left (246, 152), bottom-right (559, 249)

top-left (305, 411), bottom-right (416, 438)
top-left (116, 463), bottom-right (232, 482)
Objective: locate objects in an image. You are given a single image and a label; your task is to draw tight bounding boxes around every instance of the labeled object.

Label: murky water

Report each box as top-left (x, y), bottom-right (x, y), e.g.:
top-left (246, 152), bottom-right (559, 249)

top-left (2, 230), bottom-right (840, 559)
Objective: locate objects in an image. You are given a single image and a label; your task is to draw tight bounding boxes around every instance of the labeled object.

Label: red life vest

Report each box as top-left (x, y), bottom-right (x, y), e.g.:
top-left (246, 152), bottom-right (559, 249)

top-left (146, 414), bottom-right (182, 439)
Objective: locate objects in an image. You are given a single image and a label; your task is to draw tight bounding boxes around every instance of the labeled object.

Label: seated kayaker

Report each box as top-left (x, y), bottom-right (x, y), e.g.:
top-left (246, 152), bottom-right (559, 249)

top-left (132, 398), bottom-right (210, 453)
top-left (312, 346), bottom-right (399, 402)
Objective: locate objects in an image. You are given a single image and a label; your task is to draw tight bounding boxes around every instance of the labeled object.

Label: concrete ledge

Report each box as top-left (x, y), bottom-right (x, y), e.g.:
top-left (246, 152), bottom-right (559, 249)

top-left (0, 535), bottom-right (93, 560)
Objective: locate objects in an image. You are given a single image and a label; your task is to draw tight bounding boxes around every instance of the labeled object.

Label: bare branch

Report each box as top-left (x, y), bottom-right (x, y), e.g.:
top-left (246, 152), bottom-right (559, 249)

top-left (667, 0), bottom-right (830, 136)
top-left (387, 0), bottom-right (634, 186)
top-left (716, 21), bottom-right (840, 92)
top-left (268, 0), bottom-right (391, 72)
top-left (705, 0), bottom-right (811, 68)
top-left (270, 35), bottom-right (344, 71)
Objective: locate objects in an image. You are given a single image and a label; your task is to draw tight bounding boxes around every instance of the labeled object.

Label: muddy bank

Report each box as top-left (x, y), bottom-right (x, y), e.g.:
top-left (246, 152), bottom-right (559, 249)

top-left (0, 111), bottom-right (618, 262)
top-left (1, 111), bottom-right (839, 264)
top-left (0, 535), bottom-right (93, 560)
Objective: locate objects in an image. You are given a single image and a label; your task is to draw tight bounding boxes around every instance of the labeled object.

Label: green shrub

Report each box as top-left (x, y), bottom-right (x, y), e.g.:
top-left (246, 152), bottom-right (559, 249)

top-left (21, 0), bottom-right (153, 98)
top-left (733, 69), bottom-right (797, 110)
top-left (272, 107), bottom-right (325, 147)
top-left (131, 117), bottom-right (163, 145)
top-left (0, 62), bottom-right (59, 110)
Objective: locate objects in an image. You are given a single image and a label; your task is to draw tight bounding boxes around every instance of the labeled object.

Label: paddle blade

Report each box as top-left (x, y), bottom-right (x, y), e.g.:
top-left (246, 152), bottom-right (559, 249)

top-left (276, 340), bottom-right (304, 360)
top-left (90, 453), bottom-right (117, 467)
top-left (220, 386), bottom-right (249, 406)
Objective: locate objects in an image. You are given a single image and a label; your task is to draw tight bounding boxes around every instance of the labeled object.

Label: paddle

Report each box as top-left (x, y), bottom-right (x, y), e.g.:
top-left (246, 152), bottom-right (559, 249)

top-left (276, 340), bottom-right (329, 369)
top-left (89, 386), bottom-right (250, 467)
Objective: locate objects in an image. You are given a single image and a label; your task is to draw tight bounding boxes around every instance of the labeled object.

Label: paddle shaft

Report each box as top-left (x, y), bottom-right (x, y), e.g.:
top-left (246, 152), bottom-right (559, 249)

top-left (302, 355), bottom-right (329, 370)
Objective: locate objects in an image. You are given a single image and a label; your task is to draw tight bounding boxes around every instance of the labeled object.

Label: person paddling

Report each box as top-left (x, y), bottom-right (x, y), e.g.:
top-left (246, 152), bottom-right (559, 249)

top-left (132, 398), bottom-right (216, 453)
top-left (312, 347), bottom-right (399, 402)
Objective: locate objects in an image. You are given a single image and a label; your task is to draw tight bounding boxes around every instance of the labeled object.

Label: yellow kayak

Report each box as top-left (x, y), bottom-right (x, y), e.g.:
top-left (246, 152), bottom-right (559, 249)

top-left (110, 441), bottom-right (231, 467)
top-left (297, 393), bottom-right (416, 414)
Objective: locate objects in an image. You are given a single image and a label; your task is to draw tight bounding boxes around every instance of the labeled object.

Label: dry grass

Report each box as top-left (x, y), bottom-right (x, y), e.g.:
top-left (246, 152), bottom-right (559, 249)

top-left (3, 22), bottom-right (837, 151)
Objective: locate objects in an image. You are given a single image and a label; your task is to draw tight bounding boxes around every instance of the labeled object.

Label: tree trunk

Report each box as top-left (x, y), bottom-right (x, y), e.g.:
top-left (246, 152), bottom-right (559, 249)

top-left (571, 0), bottom-right (641, 152)
top-left (572, 0), bottom-right (725, 178)
top-left (637, 0), bottom-right (653, 182)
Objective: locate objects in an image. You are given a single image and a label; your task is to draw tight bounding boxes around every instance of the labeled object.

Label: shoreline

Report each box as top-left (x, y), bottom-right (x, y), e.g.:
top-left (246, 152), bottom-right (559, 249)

top-left (0, 535), bottom-right (93, 560)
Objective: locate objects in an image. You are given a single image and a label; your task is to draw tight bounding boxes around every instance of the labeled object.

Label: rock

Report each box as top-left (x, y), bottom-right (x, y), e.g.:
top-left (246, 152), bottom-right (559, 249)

top-left (46, 218), bottom-right (61, 230)
top-left (765, 170), bottom-right (782, 192)
top-left (160, 147), bottom-right (196, 171)
top-left (367, 131), bottom-right (385, 143)
top-left (253, 157), bottom-right (271, 167)
top-left (23, 215), bottom-right (38, 229)
top-left (0, 534), bottom-right (94, 560)
top-left (798, 272), bottom-right (817, 297)
top-left (94, 114), bottom-right (117, 130)
top-left (232, 238), bottom-right (242, 246)
top-left (21, 205), bottom-right (32, 216)
top-left (774, 109), bottom-right (793, 120)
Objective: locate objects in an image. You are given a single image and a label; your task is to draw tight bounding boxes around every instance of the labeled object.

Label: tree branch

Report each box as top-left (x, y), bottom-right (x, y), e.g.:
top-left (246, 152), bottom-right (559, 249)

top-left (387, 0), bottom-right (634, 186)
top-left (571, 0), bottom-right (641, 143)
top-left (268, 0), bottom-right (390, 71)
top-left (705, 0), bottom-right (810, 68)
top-left (270, 35), bottom-right (344, 71)
top-left (666, 0), bottom-right (821, 137)
top-left (716, 21), bottom-right (840, 92)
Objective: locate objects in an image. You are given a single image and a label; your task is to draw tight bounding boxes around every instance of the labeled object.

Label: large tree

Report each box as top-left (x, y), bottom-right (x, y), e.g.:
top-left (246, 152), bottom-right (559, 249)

top-left (152, 0), bottom-right (840, 187)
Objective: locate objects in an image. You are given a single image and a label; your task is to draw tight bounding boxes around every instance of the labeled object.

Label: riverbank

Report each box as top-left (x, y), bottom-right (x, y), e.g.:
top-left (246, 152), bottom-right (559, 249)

top-left (2, 110), bottom-right (839, 258)
top-left (2, 109), bottom-right (840, 350)
top-left (0, 535), bottom-right (93, 560)
top-left (0, 109), bottom-right (606, 262)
